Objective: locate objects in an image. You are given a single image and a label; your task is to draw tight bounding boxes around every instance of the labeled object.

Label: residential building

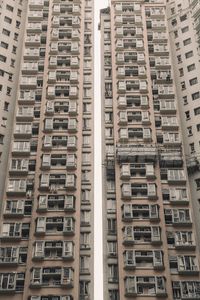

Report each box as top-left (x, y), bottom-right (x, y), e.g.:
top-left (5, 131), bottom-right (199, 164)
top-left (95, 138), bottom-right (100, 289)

top-left (0, 0), bottom-right (94, 300)
top-left (0, 0), bottom-right (28, 207)
top-left (100, 0), bottom-right (200, 299)
top-left (166, 0), bottom-right (200, 245)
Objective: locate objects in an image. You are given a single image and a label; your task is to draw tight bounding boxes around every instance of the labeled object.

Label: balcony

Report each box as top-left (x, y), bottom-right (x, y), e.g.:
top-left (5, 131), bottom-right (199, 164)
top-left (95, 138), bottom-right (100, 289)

top-left (22, 62), bottom-right (38, 75)
top-left (124, 250), bottom-right (163, 270)
top-left (172, 281), bottom-right (200, 300)
top-left (30, 267), bottom-right (73, 289)
top-left (29, 0), bottom-right (44, 9)
top-left (165, 209), bottom-right (192, 227)
top-left (18, 90), bottom-right (35, 105)
top-left (167, 169), bottom-right (186, 184)
top-left (7, 180), bottom-right (27, 195)
top-left (159, 151), bottom-right (183, 168)
top-left (9, 159), bottom-right (29, 175)
top-left (14, 124), bottom-right (32, 138)
top-left (117, 144), bottom-right (157, 162)
top-left (20, 77), bottom-right (37, 89)
top-left (160, 100), bottom-right (176, 114)
top-left (0, 247), bottom-right (27, 266)
top-left (122, 204), bottom-right (159, 222)
top-left (0, 223), bottom-right (30, 241)
top-left (123, 226), bottom-right (162, 245)
top-left (169, 188), bottom-right (189, 205)
top-left (28, 10), bottom-right (43, 21)
top-left (162, 117), bottom-right (178, 130)
top-left (16, 107), bottom-right (34, 121)
top-left (12, 141), bottom-right (30, 156)
top-left (0, 272), bottom-right (25, 293)
top-left (24, 49), bottom-right (40, 60)
top-left (4, 200), bottom-right (25, 218)
top-left (25, 34), bottom-right (41, 46)
top-left (33, 241), bottom-right (74, 261)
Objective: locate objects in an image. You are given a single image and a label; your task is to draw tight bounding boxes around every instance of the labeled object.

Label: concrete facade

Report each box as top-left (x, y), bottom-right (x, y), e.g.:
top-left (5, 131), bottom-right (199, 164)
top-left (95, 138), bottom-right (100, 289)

top-left (100, 0), bottom-right (200, 299)
top-left (0, 1), bottom-right (94, 300)
top-left (0, 0), bottom-right (28, 208)
top-left (166, 0), bottom-right (200, 247)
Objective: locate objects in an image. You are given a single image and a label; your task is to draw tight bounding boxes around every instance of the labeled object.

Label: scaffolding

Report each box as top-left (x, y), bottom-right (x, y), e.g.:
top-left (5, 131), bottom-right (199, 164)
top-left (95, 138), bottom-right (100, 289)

top-left (103, 143), bottom-right (185, 170)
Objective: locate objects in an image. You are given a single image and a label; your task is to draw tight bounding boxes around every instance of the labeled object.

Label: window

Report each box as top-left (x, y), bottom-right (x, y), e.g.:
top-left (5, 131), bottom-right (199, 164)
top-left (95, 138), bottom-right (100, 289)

top-left (8, 74), bottom-right (13, 81)
top-left (17, 9), bottom-right (22, 17)
top-left (187, 64), bottom-right (195, 72)
top-left (195, 179), bottom-right (200, 190)
top-left (174, 30), bottom-right (178, 38)
top-left (180, 14), bottom-right (187, 22)
top-left (181, 26), bottom-right (189, 33)
top-left (10, 59), bottom-right (15, 67)
top-left (196, 124), bottom-right (200, 131)
top-left (185, 111), bottom-right (190, 120)
top-left (192, 92), bottom-right (200, 101)
top-left (194, 107), bottom-right (200, 115)
top-left (183, 96), bottom-right (188, 105)
top-left (190, 77), bottom-right (198, 86)
top-left (0, 70), bottom-right (4, 77)
top-left (179, 68), bottom-right (184, 76)
top-left (6, 4), bottom-right (14, 12)
top-left (0, 55), bottom-right (6, 63)
top-left (172, 19), bottom-right (177, 27)
top-left (14, 33), bottom-right (18, 41)
top-left (177, 55), bottom-right (182, 63)
top-left (171, 7), bottom-right (175, 14)
top-left (16, 21), bottom-right (20, 29)
top-left (187, 127), bottom-right (192, 136)
top-left (175, 42), bottom-right (180, 49)
top-left (183, 38), bottom-right (191, 46)
top-left (0, 135), bottom-right (4, 144)
top-left (12, 46), bottom-right (17, 54)
top-left (1, 118), bottom-right (7, 127)
top-left (4, 16), bottom-right (12, 24)
top-left (2, 28), bottom-right (10, 36)
top-left (185, 51), bottom-right (193, 59)
top-left (7, 87), bottom-right (11, 95)
top-left (0, 42), bottom-right (8, 49)
top-left (181, 81), bottom-right (186, 90)
top-left (189, 143), bottom-right (195, 153)
top-left (4, 102), bottom-right (9, 111)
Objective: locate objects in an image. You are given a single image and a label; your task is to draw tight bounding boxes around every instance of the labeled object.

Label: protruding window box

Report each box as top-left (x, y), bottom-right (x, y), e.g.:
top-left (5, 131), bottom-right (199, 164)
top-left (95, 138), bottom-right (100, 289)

top-left (68, 119), bottom-right (77, 133)
top-left (120, 164), bottom-right (131, 180)
top-left (72, 29), bottom-right (80, 40)
top-left (64, 196), bottom-right (75, 212)
top-left (167, 170), bottom-right (186, 184)
top-left (63, 218), bottom-right (75, 236)
top-left (118, 111), bottom-right (127, 125)
top-left (16, 107), bottom-right (34, 121)
top-left (29, 0), bottom-right (44, 9)
top-left (28, 10), bottom-right (43, 20)
top-left (72, 16), bottom-right (80, 28)
top-left (117, 96), bottom-right (126, 108)
top-left (14, 124), bottom-right (32, 138)
top-left (4, 200), bottom-right (25, 218)
top-left (67, 136), bottom-right (77, 150)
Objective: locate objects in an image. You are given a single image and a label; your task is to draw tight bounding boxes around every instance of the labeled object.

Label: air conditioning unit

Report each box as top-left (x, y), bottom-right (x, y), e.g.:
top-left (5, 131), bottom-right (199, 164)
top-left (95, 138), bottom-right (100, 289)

top-left (17, 273), bottom-right (25, 279)
top-left (31, 296), bottom-right (40, 300)
top-left (26, 190), bottom-right (32, 198)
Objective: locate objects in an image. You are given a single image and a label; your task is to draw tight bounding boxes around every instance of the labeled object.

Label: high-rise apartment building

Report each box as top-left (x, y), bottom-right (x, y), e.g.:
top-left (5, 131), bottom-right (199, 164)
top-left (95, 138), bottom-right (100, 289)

top-left (0, 0), bottom-right (94, 299)
top-left (166, 0), bottom-right (200, 244)
top-left (100, 0), bottom-right (200, 299)
top-left (0, 0), bottom-right (28, 205)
